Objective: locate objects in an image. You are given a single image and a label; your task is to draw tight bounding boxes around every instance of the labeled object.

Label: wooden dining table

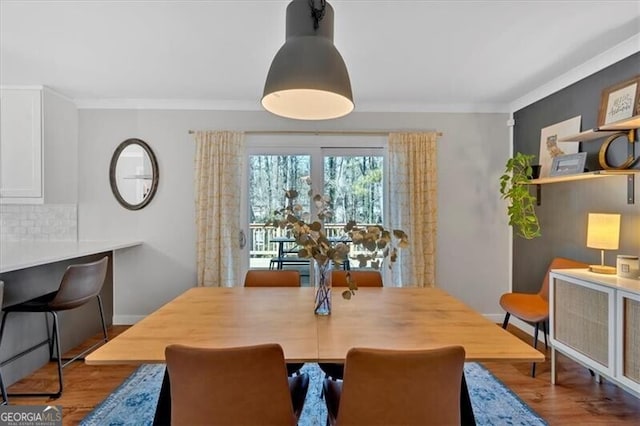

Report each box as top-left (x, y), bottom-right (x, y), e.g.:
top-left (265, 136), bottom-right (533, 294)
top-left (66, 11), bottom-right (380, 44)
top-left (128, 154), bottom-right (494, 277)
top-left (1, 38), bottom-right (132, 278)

top-left (86, 286), bottom-right (543, 424)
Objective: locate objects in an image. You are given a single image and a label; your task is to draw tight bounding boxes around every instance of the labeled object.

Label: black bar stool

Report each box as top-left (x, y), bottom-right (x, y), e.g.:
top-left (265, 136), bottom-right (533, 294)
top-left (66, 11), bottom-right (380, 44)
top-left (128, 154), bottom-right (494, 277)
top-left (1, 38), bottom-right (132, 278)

top-left (0, 257), bottom-right (109, 398)
top-left (0, 281), bottom-right (7, 405)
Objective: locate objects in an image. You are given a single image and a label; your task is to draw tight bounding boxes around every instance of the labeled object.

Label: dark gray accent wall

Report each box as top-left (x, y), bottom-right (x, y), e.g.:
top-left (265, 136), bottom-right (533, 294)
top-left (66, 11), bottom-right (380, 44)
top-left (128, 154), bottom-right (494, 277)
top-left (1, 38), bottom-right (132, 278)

top-left (513, 53), bottom-right (640, 293)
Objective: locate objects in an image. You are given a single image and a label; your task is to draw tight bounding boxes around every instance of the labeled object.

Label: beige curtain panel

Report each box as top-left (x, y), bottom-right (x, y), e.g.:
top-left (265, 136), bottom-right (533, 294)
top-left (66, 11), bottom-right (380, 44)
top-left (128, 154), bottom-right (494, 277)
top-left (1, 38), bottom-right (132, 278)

top-left (388, 132), bottom-right (439, 287)
top-left (194, 131), bottom-right (245, 287)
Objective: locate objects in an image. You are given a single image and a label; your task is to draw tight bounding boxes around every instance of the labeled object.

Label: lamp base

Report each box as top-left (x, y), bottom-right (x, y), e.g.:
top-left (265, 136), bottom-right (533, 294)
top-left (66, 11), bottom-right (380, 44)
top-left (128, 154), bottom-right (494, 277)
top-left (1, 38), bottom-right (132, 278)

top-left (589, 264), bottom-right (617, 274)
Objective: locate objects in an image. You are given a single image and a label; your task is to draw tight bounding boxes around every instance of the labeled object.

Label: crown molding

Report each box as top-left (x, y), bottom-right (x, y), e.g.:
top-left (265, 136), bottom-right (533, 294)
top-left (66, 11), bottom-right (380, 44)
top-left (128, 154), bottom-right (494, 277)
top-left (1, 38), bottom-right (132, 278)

top-left (509, 33), bottom-right (640, 113)
top-left (75, 97), bottom-right (509, 113)
top-left (354, 101), bottom-right (509, 113)
top-left (74, 98), bottom-right (263, 111)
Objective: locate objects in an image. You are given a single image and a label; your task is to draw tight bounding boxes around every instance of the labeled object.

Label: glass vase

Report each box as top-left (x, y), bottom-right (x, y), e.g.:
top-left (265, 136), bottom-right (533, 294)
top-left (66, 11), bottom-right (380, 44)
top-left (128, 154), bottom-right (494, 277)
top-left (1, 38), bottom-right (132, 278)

top-left (314, 258), bottom-right (333, 315)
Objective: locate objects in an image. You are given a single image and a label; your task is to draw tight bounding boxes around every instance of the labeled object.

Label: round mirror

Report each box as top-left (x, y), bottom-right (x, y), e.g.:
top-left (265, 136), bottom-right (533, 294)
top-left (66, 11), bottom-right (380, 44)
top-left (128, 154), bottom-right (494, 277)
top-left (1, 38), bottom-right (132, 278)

top-left (109, 138), bottom-right (159, 210)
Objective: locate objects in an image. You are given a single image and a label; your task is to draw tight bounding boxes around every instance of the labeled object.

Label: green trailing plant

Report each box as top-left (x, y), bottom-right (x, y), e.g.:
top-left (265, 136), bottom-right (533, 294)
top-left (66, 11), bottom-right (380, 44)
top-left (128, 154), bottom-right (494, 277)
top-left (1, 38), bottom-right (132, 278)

top-left (499, 152), bottom-right (541, 239)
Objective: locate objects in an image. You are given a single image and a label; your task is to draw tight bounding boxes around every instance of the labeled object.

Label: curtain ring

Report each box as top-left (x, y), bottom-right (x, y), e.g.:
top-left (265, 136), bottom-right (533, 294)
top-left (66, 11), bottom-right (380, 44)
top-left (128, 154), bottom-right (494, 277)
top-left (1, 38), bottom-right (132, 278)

top-left (598, 131), bottom-right (637, 170)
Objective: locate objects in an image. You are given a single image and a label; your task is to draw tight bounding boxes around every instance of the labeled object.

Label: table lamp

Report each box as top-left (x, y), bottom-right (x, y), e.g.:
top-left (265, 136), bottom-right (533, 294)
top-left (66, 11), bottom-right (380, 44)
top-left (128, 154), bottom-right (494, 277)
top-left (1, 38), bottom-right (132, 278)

top-left (586, 213), bottom-right (620, 274)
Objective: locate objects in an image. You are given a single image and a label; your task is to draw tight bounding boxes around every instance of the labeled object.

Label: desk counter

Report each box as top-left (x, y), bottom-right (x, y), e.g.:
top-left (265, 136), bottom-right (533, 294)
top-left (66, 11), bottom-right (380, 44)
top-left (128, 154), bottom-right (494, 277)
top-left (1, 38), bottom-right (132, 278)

top-left (0, 240), bottom-right (142, 273)
top-left (0, 239), bottom-right (141, 386)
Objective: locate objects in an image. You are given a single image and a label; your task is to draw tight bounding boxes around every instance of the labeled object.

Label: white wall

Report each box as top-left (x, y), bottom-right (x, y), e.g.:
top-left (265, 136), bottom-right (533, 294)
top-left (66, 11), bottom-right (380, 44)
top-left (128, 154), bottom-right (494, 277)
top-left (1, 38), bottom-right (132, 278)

top-left (43, 88), bottom-right (78, 203)
top-left (77, 110), bottom-right (510, 323)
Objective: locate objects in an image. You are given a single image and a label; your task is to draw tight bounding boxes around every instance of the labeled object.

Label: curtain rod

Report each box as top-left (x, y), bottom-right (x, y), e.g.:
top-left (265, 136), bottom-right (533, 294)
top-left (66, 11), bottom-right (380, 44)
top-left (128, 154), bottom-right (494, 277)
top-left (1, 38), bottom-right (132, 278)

top-left (187, 129), bottom-right (443, 137)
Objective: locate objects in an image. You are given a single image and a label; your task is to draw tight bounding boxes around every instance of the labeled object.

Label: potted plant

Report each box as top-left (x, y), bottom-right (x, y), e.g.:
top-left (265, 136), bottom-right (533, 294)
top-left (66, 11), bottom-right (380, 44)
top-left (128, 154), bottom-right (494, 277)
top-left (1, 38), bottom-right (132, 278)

top-left (499, 152), bottom-right (541, 239)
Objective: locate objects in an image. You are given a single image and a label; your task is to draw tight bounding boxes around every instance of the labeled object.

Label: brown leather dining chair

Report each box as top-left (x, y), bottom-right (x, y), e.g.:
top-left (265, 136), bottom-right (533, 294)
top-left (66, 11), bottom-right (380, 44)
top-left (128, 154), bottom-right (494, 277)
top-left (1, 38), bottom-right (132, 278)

top-left (0, 256), bottom-right (109, 398)
top-left (331, 270), bottom-right (383, 288)
top-left (500, 257), bottom-right (588, 377)
top-left (323, 346), bottom-right (466, 426)
top-left (165, 343), bottom-right (309, 426)
top-left (243, 270), bottom-right (300, 287)
top-left (244, 269), bottom-right (304, 376)
top-left (319, 270), bottom-right (384, 380)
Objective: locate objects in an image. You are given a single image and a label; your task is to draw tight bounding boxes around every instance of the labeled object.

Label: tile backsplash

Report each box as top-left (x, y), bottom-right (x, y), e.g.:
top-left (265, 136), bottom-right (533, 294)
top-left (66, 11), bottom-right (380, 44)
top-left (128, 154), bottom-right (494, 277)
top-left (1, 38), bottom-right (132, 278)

top-left (0, 204), bottom-right (77, 241)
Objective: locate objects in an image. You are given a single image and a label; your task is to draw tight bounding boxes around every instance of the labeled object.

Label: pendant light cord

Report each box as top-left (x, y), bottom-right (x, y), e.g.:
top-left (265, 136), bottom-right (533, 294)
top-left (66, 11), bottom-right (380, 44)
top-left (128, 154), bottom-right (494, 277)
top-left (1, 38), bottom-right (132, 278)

top-left (309, 0), bottom-right (326, 29)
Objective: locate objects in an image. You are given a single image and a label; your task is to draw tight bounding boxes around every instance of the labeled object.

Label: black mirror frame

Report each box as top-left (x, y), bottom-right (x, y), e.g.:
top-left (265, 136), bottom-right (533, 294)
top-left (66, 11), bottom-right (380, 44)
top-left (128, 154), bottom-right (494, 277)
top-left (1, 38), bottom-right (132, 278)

top-left (109, 138), bottom-right (159, 210)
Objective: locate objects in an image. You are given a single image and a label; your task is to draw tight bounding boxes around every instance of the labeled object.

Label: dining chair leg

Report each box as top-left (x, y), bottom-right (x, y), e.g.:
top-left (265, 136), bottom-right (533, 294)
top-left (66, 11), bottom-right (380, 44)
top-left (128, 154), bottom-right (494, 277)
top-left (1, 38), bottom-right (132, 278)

top-left (542, 320), bottom-right (548, 350)
top-left (501, 313), bottom-right (510, 329)
top-left (531, 322), bottom-right (540, 378)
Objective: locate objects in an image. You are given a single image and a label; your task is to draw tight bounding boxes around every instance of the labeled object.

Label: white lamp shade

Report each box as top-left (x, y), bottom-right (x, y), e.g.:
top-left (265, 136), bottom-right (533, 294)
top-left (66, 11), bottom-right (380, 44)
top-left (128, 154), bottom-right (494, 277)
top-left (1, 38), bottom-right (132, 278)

top-left (587, 213), bottom-right (620, 250)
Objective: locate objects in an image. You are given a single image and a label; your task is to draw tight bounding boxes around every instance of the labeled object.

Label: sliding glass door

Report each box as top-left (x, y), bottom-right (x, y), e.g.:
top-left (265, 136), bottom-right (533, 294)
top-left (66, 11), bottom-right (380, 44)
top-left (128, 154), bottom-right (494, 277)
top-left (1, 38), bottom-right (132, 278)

top-left (241, 135), bottom-right (387, 278)
top-left (246, 154), bottom-right (310, 269)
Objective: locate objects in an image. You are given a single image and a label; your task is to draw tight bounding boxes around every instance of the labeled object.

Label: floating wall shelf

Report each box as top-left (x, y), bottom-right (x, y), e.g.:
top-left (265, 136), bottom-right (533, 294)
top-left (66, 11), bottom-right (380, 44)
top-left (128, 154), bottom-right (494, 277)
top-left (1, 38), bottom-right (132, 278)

top-left (526, 170), bottom-right (638, 205)
top-left (558, 115), bottom-right (640, 142)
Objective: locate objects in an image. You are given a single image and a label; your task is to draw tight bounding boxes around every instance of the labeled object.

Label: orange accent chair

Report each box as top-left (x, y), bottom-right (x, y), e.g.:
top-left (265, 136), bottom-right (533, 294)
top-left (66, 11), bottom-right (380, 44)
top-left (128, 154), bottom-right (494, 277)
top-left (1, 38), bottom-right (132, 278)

top-left (323, 346), bottom-right (466, 425)
top-left (499, 257), bottom-right (588, 377)
top-left (243, 270), bottom-right (300, 287)
top-left (165, 343), bottom-right (308, 426)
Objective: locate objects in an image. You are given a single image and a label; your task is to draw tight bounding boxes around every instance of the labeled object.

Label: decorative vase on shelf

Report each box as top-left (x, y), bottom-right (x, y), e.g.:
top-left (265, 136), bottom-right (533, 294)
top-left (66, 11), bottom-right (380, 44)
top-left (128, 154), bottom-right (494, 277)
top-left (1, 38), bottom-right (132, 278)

top-left (314, 259), bottom-right (333, 315)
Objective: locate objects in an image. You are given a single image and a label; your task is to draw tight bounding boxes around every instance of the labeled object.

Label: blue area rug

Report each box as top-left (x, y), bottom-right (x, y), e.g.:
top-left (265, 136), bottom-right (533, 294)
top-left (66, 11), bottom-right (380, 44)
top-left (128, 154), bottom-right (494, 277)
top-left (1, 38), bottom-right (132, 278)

top-left (81, 362), bottom-right (546, 426)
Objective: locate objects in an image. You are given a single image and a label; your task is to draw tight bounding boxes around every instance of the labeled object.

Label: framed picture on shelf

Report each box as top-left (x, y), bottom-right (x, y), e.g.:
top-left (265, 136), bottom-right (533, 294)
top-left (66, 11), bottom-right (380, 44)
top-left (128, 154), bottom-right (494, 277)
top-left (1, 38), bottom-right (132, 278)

top-left (549, 152), bottom-right (587, 177)
top-left (598, 75), bottom-right (640, 126)
top-left (538, 116), bottom-right (581, 178)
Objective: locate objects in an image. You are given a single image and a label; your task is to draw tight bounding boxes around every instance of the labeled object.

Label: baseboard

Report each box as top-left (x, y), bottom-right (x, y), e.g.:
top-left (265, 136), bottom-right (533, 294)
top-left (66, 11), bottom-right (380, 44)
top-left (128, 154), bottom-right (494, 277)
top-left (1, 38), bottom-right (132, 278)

top-left (113, 315), bottom-right (145, 325)
top-left (483, 314), bottom-right (505, 323)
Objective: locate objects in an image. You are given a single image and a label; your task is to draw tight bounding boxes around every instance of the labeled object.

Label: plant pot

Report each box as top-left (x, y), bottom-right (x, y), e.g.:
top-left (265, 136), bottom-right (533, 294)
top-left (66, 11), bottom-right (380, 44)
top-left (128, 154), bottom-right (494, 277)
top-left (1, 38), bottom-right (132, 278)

top-left (529, 165), bottom-right (541, 179)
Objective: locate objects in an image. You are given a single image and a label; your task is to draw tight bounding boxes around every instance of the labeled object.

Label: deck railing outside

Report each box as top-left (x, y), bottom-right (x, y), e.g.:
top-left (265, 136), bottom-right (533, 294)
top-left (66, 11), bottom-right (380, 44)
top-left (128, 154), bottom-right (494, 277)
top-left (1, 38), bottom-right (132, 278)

top-left (249, 223), bottom-right (375, 259)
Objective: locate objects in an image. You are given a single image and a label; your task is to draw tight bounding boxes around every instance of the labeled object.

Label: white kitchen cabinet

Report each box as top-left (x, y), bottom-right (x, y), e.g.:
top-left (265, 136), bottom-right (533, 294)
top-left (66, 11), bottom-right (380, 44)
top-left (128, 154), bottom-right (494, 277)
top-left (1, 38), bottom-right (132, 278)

top-left (550, 269), bottom-right (640, 398)
top-left (0, 87), bottom-right (78, 204)
top-left (0, 88), bottom-right (43, 201)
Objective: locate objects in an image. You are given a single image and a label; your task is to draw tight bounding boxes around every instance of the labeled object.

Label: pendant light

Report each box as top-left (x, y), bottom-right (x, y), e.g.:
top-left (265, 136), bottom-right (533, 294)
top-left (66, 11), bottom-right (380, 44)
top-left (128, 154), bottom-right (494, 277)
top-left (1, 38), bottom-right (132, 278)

top-left (262, 0), bottom-right (354, 120)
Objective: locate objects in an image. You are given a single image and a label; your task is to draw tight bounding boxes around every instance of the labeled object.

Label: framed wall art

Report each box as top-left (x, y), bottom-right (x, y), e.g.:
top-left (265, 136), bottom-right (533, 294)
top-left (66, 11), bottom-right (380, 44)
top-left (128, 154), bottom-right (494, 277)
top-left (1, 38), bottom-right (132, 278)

top-left (549, 152), bottom-right (587, 177)
top-left (598, 75), bottom-right (640, 126)
top-left (538, 116), bottom-right (581, 178)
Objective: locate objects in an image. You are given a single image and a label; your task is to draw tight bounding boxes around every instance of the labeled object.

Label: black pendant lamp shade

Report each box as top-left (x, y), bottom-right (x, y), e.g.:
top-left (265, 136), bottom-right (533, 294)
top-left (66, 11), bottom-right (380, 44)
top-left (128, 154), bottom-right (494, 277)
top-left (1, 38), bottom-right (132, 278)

top-left (262, 0), bottom-right (354, 120)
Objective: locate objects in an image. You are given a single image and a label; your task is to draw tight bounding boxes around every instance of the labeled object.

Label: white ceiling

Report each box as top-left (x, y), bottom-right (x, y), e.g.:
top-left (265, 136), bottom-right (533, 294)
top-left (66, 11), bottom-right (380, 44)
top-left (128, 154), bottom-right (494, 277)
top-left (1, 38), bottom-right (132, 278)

top-left (1, 1), bottom-right (639, 112)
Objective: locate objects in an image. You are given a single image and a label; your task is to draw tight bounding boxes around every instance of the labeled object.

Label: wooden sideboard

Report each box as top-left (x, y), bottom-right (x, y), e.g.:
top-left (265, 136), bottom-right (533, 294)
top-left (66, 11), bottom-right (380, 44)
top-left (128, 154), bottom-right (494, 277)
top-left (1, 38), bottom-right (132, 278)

top-left (549, 269), bottom-right (640, 398)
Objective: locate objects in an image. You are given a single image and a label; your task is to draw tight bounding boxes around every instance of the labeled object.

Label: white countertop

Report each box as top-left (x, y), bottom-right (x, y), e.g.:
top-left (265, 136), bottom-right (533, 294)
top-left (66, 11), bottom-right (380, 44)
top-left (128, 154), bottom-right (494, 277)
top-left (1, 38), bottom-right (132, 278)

top-left (0, 240), bottom-right (143, 273)
top-left (551, 268), bottom-right (640, 295)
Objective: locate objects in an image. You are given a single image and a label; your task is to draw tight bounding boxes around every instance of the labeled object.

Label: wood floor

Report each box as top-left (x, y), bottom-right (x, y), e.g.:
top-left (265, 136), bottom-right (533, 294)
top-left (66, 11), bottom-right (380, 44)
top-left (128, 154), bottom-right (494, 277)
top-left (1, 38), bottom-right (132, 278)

top-left (4, 325), bottom-right (639, 425)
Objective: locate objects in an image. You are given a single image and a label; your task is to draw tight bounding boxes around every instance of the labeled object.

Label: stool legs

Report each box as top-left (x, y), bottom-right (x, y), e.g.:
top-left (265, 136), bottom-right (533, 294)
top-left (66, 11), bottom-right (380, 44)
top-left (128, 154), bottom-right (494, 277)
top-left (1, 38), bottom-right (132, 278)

top-left (51, 311), bottom-right (63, 398)
top-left (0, 374), bottom-right (7, 405)
top-left (60, 295), bottom-right (108, 367)
top-left (0, 295), bottom-right (108, 399)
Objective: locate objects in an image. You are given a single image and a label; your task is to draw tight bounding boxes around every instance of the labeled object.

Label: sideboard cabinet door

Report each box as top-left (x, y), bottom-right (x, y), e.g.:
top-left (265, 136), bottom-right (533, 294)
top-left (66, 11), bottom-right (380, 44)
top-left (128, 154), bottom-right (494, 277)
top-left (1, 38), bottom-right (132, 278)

top-left (552, 276), bottom-right (615, 376)
top-left (617, 290), bottom-right (640, 394)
